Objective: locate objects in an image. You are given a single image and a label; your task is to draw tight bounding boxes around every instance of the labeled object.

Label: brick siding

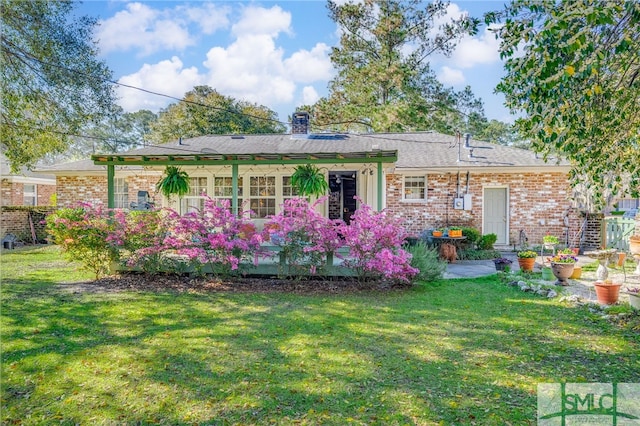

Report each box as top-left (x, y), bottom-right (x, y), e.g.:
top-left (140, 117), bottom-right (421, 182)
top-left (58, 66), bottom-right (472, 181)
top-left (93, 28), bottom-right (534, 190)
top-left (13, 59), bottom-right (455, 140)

top-left (1, 206), bottom-right (57, 243)
top-left (1, 180), bottom-right (56, 206)
top-left (56, 175), bottom-right (158, 208)
top-left (386, 171), bottom-right (582, 247)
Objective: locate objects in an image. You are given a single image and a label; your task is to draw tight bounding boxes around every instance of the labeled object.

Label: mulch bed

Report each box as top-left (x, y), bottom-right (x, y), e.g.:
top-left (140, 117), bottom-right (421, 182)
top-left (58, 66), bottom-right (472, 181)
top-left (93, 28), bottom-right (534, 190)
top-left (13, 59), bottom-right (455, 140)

top-left (58, 273), bottom-right (411, 295)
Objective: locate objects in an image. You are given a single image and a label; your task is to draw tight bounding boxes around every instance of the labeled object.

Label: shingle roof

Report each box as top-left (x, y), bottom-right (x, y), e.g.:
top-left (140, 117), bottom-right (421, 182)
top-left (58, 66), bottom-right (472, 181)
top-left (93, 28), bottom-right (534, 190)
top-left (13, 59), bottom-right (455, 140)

top-left (0, 152), bottom-right (56, 180)
top-left (40, 131), bottom-right (569, 172)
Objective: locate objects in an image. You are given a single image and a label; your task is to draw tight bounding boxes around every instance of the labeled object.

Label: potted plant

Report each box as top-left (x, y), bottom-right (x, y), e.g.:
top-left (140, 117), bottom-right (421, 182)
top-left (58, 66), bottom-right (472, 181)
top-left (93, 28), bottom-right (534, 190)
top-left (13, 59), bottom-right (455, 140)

top-left (542, 234), bottom-right (559, 249)
top-left (448, 226), bottom-right (463, 238)
top-left (548, 253), bottom-right (578, 286)
top-left (156, 166), bottom-right (190, 201)
top-left (624, 287), bottom-right (640, 310)
top-left (493, 257), bottom-right (513, 272)
top-left (594, 280), bottom-right (622, 305)
top-left (432, 228), bottom-right (443, 238)
top-left (517, 250), bottom-right (537, 272)
top-left (291, 164), bottom-right (329, 197)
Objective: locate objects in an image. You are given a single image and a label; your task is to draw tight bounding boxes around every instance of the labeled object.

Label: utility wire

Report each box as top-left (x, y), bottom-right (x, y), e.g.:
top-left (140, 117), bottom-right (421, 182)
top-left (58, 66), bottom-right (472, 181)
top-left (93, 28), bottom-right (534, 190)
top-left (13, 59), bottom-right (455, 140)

top-left (5, 48), bottom-right (289, 127)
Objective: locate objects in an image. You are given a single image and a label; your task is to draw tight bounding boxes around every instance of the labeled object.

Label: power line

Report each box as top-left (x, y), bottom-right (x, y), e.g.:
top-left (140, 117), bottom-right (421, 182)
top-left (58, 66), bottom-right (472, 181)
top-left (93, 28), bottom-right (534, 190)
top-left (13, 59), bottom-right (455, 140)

top-left (5, 48), bottom-right (290, 127)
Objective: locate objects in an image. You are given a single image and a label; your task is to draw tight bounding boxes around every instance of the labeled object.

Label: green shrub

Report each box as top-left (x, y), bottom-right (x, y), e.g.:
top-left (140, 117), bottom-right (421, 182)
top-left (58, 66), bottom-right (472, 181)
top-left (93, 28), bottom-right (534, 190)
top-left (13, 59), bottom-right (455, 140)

top-left (46, 206), bottom-right (118, 279)
top-left (407, 242), bottom-right (446, 282)
top-left (477, 233), bottom-right (498, 250)
top-left (461, 227), bottom-right (480, 245)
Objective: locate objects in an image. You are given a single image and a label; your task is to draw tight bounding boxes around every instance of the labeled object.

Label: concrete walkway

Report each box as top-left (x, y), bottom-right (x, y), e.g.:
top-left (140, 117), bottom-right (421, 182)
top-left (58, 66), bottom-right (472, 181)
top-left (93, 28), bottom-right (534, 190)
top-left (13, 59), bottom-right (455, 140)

top-left (445, 253), bottom-right (640, 304)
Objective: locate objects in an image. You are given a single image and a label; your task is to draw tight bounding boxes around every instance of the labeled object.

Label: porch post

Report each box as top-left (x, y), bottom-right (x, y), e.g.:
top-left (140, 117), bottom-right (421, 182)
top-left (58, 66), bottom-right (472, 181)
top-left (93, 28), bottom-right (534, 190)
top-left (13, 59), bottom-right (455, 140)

top-left (376, 162), bottom-right (383, 211)
top-left (107, 164), bottom-right (115, 209)
top-left (232, 163), bottom-right (239, 215)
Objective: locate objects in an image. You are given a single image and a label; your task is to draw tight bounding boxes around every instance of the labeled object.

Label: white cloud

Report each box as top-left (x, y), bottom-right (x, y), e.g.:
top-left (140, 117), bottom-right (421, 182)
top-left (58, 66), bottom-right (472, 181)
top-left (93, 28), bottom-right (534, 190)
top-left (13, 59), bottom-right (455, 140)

top-left (284, 43), bottom-right (333, 83)
top-left (96, 2), bottom-right (231, 55)
top-left (97, 3), bottom-right (193, 55)
top-left (231, 5), bottom-right (292, 37)
top-left (301, 86), bottom-right (320, 106)
top-left (110, 4), bottom-right (334, 119)
top-left (449, 25), bottom-right (501, 68)
top-left (117, 57), bottom-right (202, 112)
top-left (198, 7), bottom-right (331, 110)
top-left (180, 3), bottom-right (230, 35)
top-left (437, 66), bottom-right (465, 86)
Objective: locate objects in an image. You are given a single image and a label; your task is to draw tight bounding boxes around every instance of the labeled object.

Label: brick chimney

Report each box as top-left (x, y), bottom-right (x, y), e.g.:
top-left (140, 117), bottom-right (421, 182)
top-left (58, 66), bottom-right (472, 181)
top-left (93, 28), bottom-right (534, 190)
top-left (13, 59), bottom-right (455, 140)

top-left (291, 111), bottom-right (309, 137)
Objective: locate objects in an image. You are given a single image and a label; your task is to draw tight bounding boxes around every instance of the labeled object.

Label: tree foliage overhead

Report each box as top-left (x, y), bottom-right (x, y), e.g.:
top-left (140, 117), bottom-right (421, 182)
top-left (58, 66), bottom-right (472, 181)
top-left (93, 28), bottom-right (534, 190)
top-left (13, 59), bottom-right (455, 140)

top-left (308, 0), bottom-right (479, 133)
top-left (486, 0), bottom-right (640, 209)
top-left (148, 86), bottom-right (286, 144)
top-left (1, 0), bottom-right (116, 172)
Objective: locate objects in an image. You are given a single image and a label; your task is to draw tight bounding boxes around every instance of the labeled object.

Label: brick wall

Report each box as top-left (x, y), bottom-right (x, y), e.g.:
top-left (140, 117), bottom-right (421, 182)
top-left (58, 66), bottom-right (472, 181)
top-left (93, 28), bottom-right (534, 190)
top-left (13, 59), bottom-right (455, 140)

top-left (386, 171), bottom-right (582, 247)
top-left (1, 181), bottom-right (55, 206)
top-left (1, 206), bottom-right (57, 243)
top-left (57, 175), bottom-right (158, 208)
top-left (37, 184), bottom-right (56, 206)
top-left (1, 180), bottom-right (14, 206)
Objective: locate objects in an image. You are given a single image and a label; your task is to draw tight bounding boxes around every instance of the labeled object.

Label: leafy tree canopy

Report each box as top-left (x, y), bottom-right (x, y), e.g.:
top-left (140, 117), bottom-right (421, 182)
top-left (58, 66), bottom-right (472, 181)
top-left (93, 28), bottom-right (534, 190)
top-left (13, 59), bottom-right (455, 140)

top-left (307, 0), bottom-right (480, 133)
top-left (1, 0), bottom-right (116, 172)
top-left (487, 0), bottom-right (640, 209)
top-left (147, 86), bottom-right (286, 144)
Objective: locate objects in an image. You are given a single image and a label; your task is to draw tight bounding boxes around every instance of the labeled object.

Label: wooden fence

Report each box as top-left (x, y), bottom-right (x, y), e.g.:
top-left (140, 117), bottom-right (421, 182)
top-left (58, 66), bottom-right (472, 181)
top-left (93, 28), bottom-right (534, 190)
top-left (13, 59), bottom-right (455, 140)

top-left (604, 217), bottom-right (636, 251)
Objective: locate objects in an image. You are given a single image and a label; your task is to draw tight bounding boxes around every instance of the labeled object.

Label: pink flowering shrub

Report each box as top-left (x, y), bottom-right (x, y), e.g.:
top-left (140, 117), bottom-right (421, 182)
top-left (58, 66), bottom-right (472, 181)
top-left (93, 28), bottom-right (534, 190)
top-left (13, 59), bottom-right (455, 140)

top-left (46, 197), bottom-right (418, 283)
top-left (108, 209), bottom-right (180, 274)
top-left (46, 203), bottom-right (119, 279)
top-left (338, 200), bottom-right (418, 283)
top-left (263, 197), bottom-right (342, 276)
top-left (161, 197), bottom-right (264, 276)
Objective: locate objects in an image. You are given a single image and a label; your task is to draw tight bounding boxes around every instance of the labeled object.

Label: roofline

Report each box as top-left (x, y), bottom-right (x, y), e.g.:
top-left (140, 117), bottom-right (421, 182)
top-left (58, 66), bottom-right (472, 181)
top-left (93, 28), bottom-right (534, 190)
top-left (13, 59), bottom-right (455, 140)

top-left (91, 150), bottom-right (399, 166)
top-left (395, 165), bottom-right (572, 174)
top-left (1, 176), bottom-right (56, 184)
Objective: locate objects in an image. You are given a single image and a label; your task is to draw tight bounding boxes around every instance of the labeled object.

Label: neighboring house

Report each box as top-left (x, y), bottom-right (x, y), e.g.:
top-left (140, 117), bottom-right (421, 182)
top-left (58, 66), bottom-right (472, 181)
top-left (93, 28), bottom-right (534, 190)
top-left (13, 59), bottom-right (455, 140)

top-left (38, 113), bottom-right (582, 248)
top-left (1, 153), bottom-right (56, 207)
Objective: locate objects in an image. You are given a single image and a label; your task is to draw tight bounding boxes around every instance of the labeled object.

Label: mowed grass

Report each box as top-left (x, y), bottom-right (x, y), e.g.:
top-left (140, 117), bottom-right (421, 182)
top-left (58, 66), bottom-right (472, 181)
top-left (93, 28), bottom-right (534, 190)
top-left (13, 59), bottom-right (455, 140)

top-left (1, 246), bottom-right (639, 425)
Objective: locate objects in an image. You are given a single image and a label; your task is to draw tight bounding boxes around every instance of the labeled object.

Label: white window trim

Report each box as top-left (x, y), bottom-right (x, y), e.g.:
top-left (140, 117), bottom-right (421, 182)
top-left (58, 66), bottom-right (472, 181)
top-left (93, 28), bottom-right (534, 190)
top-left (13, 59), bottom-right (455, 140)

top-left (248, 175), bottom-right (277, 219)
top-left (180, 176), bottom-right (209, 214)
top-left (401, 174), bottom-right (428, 203)
top-left (114, 178), bottom-right (128, 209)
top-left (23, 184), bottom-right (37, 206)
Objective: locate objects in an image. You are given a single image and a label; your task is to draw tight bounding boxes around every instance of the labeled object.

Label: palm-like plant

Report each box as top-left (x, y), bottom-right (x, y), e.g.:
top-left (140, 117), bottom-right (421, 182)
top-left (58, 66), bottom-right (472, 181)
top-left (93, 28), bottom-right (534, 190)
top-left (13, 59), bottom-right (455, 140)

top-left (156, 166), bottom-right (190, 200)
top-left (291, 164), bottom-right (328, 197)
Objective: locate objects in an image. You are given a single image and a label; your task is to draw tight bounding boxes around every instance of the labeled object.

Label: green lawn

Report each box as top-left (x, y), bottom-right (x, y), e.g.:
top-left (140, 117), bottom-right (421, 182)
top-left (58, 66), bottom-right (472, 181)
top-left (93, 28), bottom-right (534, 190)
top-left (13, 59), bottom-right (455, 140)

top-left (1, 246), bottom-right (638, 425)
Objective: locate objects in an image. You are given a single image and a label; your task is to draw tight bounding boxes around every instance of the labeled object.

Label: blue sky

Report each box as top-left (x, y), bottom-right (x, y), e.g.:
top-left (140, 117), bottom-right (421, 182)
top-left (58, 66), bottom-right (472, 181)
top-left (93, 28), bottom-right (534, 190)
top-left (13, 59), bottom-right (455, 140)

top-left (79, 1), bottom-right (514, 126)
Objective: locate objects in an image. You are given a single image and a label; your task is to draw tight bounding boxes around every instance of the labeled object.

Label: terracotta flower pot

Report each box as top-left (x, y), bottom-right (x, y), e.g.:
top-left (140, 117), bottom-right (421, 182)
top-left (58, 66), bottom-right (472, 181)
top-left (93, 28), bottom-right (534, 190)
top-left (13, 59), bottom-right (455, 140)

top-left (617, 252), bottom-right (626, 267)
top-left (594, 282), bottom-right (621, 305)
top-left (630, 236), bottom-right (640, 255)
top-left (551, 262), bottom-right (575, 286)
top-left (517, 257), bottom-right (535, 272)
top-left (432, 231), bottom-right (443, 237)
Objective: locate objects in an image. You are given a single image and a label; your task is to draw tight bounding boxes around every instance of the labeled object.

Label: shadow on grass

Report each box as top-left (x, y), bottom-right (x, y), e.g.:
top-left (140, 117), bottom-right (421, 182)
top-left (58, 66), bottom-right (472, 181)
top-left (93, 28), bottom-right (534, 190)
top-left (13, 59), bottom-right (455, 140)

top-left (1, 273), bottom-right (639, 424)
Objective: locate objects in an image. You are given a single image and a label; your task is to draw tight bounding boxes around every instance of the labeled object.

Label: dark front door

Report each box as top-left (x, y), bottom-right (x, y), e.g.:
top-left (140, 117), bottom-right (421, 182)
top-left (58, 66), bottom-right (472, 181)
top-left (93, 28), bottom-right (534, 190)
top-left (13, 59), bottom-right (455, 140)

top-left (329, 172), bottom-right (357, 223)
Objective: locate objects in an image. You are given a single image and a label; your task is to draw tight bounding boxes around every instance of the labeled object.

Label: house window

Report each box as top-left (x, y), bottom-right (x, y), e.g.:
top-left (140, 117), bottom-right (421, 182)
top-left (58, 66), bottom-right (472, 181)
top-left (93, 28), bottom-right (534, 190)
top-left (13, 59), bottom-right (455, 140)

top-left (249, 176), bottom-right (276, 218)
top-left (282, 176), bottom-right (301, 200)
top-left (23, 184), bottom-right (36, 206)
top-left (403, 176), bottom-right (426, 201)
top-left (114, 178), bottom-right (128, 209)
top-left (180, 177), bottom-right (208, 214)
top-left (213, 176), bottom-right (243, 209)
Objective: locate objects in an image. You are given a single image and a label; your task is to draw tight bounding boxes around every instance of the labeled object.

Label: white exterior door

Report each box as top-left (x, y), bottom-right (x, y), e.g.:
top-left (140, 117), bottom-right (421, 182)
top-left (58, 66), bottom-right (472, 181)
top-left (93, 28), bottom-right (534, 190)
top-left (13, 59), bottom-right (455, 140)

top-left (483, 187), bottom-right (508, 245)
